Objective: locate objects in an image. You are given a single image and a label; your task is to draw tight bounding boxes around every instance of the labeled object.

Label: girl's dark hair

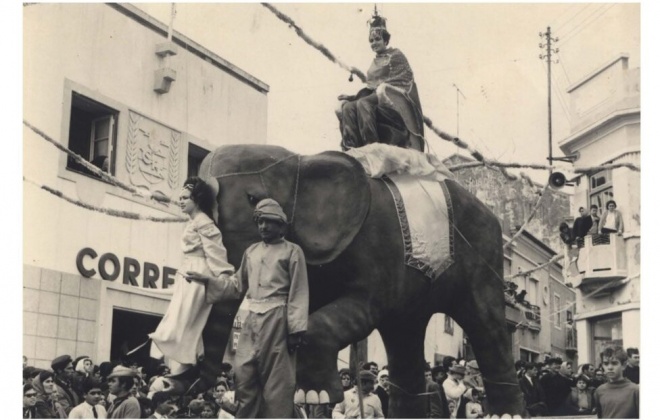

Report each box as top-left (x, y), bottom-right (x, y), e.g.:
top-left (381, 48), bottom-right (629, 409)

top-left (38, 370), bottom-right (54, 383)
top-left (369, 29), bottom-right (391, 45)
top-left (606, 200), bottom-right (617, 208)
top-left (23, 383), bottom-right (35, 394)
top-left (183, 177), bottom-right (216, 223)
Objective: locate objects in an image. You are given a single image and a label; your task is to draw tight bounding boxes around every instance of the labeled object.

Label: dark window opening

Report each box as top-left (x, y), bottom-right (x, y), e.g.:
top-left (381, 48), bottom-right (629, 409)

top-left (67, 92), bottom-right (119, 178)
top-left (110, 308), bottom-right (162, 371)
top-left (187, 143), bottom-right (210, 178)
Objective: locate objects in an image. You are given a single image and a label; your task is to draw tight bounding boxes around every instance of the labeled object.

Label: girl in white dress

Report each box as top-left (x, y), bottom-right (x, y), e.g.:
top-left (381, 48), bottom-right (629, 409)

top-left (149, 177), bottom-right (235, 375)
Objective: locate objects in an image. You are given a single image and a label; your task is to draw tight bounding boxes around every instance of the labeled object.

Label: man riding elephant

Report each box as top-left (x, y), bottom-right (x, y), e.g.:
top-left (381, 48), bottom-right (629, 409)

top-left (336, 12), bottom-right (425, 152)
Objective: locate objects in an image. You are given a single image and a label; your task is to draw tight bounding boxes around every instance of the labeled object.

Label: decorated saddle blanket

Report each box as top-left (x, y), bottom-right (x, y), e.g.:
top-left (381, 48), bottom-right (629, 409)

top-left (346, 144), bottom-right (455, 280)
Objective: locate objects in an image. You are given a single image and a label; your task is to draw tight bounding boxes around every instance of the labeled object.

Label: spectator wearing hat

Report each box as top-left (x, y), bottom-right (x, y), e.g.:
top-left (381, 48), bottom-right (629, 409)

top-left (69, 378), bottom-right (108, 419)
top-left (187, 198), bottom-right (309, 418)
top-left (375, 369), bottom-right (390, 417)
top-left (23, 384), bottom-right (39, 419)
top-left (106, 366), bottom-right (140, 419)
top-left (51, 355), bottom-right (80, 416)
top-left (443, 365), bottom-right (467, 418)
top-left (464, 360), bottom-right (485, 395)
top-left (332, 370), bottom-right (384, 419)
top-left (518, 362), bottom-right (547, 417)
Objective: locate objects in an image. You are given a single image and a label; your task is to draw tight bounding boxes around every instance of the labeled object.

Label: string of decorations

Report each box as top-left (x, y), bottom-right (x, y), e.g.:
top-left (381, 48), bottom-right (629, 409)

top-left (261, 3), bottom-right (367, 82)
top-left (23, 120), bottom-right (173, 205)
top-left (448, 160), bottom-right (640, 174)
top-left (24, 177), bottom-right (187, 223)
top-left (505, 254), bottom-right (565, 281)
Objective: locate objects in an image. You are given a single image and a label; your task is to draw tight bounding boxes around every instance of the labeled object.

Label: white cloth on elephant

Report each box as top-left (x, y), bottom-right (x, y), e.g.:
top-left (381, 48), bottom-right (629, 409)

top-left (150, 212), bottom-right (234, 364)
top-left (345, 143), bottom-right (454, 181)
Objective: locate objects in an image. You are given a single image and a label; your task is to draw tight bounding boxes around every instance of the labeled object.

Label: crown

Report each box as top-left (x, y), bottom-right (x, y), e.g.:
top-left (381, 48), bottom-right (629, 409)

top-left (368, 8), bottom-right (387, 33)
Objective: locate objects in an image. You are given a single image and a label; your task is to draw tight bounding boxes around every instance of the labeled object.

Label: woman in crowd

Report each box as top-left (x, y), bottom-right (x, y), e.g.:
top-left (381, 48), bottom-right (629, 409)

top-left (148, 177), bottom-right (235, 377)
top-left (599, 200), bottom-right (624, 235)
top-left (31, 370), bottom-right (66, 418)
top-left (23, 384), bottom-right (38, 419)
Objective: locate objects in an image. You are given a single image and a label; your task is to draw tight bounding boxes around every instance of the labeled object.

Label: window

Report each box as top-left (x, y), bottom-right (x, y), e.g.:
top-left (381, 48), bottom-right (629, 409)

top-left (592, 314), bottom-right (623, 364)
top-left (554, 294), bottom-right (561, 328)
top-left (188, 143), bottom-right (210, 178)
top-left (589, 170), bottom-right (614, 214)
top-left (67, 92), bottom-right (119, 177)
top-left (444, 314), bottom-right (454, 335)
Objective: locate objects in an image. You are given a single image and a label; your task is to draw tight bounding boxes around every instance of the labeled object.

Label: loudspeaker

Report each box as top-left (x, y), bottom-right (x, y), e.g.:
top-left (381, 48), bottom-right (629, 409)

top-left (549, 172), bottom-right (567, 189)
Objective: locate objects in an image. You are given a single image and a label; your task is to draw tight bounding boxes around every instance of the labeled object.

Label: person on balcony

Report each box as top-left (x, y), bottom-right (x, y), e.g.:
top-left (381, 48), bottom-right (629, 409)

top-left (599, 200), bottom-right (624, 235)
top-left (559, 222), bottom-right (575, 246)
top-left (587, 205), bottom-right (601, 235)
top-left (572, 207), bottom-right (593, 240)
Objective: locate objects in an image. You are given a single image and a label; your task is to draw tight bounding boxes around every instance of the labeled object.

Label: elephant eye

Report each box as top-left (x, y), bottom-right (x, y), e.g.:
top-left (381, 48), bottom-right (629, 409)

top-left (246, 193), bottom-right (260, 206)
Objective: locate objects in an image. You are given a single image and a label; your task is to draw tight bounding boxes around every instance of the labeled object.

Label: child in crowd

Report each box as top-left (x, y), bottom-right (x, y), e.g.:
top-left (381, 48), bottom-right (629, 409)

top-left (593, 346), bottom-right (639, 418)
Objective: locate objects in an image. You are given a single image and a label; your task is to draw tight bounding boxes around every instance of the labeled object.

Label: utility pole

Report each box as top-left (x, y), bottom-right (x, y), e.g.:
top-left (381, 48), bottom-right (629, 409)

top-left (539, 27), bottom-right (559, 168)
top-left (452, 83), bottom-right (466, 153)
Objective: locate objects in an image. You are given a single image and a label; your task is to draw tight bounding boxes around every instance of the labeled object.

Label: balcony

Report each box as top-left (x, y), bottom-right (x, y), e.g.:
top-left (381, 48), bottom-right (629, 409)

top-left (575, 234), bottom-right (628, 295)
top-left (504, 292), bottom-right (541, 331)
top-left (522, 304), bottom-right (541, 331)
top-left (566, 327), bottom-right (578, 354)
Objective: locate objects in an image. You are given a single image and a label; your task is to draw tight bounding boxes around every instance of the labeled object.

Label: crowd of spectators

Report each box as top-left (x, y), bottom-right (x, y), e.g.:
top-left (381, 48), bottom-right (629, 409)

top-left (22, 346), bottom-right (639, 418)
top-left (517, 347), bottom-right (639, 418)
top-left (22, 355), bottom-right (238, 419)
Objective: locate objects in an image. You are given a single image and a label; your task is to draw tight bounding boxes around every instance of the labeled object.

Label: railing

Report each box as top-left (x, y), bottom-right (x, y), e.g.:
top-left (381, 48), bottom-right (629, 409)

top-left (575, 233), bottom-right (628, 289)
top-left (566, 327), bottom-right (578, 351)
top-left (523, 304), bottom-right (541, 330)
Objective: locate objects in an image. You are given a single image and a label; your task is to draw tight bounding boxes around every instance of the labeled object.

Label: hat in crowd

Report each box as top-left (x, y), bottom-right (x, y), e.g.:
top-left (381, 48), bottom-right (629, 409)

top-left (449, 365), bottom-right (467, 375)
top-left (99, 362), bottom-right (114, 378)
top-left (73, 356), bottom-right (91, 373)
top-left (51, 355), bottom-right (72, 371)
top-left (107, 365), bottom-right (137, 379)
top-left (377, 369), bottom-right (389, 380)
top-left (466, 360), bottom-right (479, 371)
top-left (338, 368), bottom-right (351, 377)
top-left (253, 198), bottom-right (288, 224)
top-left (359, 370), bottom-right (377, 382)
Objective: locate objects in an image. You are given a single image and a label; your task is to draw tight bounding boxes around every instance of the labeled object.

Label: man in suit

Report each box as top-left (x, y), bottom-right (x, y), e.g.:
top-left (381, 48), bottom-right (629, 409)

top-left (519, 362), bottom-right (548, 417)
top-left (572, 207), bottom-right (593, 240)
top-left (424, 365), bottom-right (447, 418)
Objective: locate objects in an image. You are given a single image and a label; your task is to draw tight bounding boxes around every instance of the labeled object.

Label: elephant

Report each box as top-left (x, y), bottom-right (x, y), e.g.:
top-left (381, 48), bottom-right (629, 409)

top-left (187, 144), bottom-right (525, 418)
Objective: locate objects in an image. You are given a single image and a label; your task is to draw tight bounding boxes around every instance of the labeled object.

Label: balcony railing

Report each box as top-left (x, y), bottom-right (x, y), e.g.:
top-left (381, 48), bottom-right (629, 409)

top-left (522, 304), bottom-right (541, 331)
top-left (566, 327), bottom-right (578, 352)
top-left (575, 233), bottom-right (628, 293)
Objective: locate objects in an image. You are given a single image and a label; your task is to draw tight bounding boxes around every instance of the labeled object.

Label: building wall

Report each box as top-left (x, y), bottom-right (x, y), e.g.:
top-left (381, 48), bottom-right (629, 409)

top-left (23, 4), bottom-right (267, 367)
top-left (559, 54), bottom-right (640, 366)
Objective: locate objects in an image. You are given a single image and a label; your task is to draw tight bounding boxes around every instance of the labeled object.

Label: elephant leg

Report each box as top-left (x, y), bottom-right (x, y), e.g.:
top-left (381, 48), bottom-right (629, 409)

top-left (296, 295), bottom-right (381, 405)
top-left (450, 276), bottom-right (525, 416)
top-left (379, 316), bottom-right (430, 419)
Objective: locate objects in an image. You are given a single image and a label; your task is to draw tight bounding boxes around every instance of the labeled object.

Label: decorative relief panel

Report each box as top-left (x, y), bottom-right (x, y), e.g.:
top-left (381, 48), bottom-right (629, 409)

top-left (126, 111), bottom-right (182, 199)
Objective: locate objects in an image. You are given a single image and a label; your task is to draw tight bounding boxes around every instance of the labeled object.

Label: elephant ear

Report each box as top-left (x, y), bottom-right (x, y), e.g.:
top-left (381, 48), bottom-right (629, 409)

top-left (291, 151), bottom-right (370, 265)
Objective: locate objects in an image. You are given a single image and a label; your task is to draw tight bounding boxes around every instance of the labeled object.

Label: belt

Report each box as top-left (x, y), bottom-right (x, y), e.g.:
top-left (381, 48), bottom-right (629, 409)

top-left (247, 295), bottom-right (287, 314)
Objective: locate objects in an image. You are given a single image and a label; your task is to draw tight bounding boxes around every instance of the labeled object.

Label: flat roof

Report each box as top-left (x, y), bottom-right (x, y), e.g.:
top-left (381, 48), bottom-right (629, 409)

top-left (110, 4), bottom-right (270, 94)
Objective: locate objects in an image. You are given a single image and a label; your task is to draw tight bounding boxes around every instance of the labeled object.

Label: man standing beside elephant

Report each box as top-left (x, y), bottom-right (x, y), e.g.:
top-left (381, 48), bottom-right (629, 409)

top-left (187, 198), bottom-right (309, 418)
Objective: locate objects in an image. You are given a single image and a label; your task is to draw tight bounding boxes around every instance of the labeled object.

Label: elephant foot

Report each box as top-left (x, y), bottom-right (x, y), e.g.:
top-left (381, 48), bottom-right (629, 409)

top-left (294, 389), bottom-right (332, 405)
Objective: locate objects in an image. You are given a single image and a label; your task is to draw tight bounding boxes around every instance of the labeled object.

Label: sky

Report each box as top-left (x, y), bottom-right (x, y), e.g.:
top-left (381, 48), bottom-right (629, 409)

top-left (134, 2), bottom-right (641, 184)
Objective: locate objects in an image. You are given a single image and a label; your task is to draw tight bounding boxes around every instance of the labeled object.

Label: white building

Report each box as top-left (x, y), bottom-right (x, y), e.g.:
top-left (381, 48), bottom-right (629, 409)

top-left (23, 3), bottom-right (268, 369)
top-left (558, 53), bottom-right (640, 365)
